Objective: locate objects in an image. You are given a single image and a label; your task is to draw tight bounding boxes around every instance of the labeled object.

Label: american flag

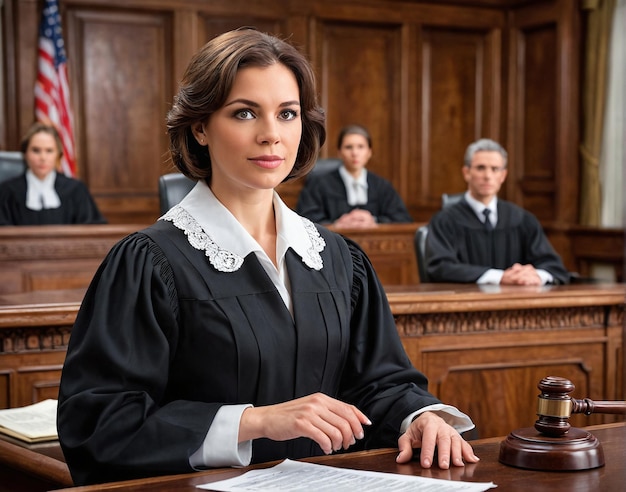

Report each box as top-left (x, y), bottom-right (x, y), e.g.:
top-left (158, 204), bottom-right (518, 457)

top-left (34, 0), bottom-right (76, 177)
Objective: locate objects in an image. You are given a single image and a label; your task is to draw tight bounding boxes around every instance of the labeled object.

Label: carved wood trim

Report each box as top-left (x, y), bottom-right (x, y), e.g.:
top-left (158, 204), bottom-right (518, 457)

top-left (0, 326), bottom-right (72, 353)
top-left (395, 305), bottom-right (622, 336)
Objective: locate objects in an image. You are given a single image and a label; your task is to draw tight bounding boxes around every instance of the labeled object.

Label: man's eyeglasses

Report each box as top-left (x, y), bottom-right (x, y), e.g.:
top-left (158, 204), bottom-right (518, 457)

top-left (469, 164), bottom-right (506, 174)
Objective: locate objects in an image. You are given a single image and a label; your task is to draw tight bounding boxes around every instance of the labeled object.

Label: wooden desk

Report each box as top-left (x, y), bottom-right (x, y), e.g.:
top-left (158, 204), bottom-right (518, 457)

top-left (327, 223), bottom-right (420, 285)
top-left (0, 223), bottom-right (420, 294)
top-left (8, 422), bottom-right (620, 491)
top-left (387, 283), bottom-right (625, 438)
top-left (0, 224), bottom-right (142, 294)
top-left (0, 435), bottom-right (72, 491)
top-left (0, 289), bottom-right (84, 409)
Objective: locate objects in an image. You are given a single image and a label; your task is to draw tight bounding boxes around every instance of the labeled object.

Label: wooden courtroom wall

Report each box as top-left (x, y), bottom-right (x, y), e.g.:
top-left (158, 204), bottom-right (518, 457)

top-left (1, 0), bottom-right (580, 227)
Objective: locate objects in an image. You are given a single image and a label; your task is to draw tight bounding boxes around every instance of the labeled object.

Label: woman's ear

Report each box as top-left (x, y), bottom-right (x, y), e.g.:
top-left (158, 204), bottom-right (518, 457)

top-left (191, 123), bottom-right (207, 145)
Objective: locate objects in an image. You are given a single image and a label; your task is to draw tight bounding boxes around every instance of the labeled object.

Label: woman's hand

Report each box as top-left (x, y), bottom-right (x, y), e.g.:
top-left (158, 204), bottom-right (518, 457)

top-left (239, 393), bottom-right (371, 455)
top-left (396, 411), bottom-right (479, 468)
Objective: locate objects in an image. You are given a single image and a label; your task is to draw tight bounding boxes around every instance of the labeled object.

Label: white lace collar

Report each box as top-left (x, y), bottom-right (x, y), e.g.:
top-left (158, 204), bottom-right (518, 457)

top-left (159, 181), bottom-right (325, 273)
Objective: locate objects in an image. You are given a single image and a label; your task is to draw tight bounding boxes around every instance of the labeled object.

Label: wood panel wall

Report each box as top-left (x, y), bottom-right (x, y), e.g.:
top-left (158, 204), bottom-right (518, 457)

top-left (2, 0), bottom-right (580, 226)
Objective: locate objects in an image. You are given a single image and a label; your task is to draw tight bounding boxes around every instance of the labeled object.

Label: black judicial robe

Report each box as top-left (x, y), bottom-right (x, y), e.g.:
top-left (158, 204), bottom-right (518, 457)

top-left (57, 219), bottom-right (441, 485)
top-left (296, 169), bottom-right (413, 224)
top-left (0, 173), bottom-right (106, 225)
top-left (425, 199), bottom-right (570, 284)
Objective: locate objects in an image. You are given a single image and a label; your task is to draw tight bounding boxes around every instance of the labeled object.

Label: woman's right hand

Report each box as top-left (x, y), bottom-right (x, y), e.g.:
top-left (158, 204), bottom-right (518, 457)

top-left (238, 393), bottom-right (371, 454)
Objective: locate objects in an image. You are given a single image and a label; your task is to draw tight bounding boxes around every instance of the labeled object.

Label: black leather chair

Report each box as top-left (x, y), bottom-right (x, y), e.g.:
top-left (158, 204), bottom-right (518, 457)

top-left (158, 173), bottom-right (196, 214)
top-left (441, 192), bottom-right (464, 208)
top-left (414, 225), bottom-right (430, 283)
top-left (307, 158), bottom-right (342, 178)
top-left (0, 151), bottom-right (26, 184)
top-left (414, 193), bottom-right (465, 282)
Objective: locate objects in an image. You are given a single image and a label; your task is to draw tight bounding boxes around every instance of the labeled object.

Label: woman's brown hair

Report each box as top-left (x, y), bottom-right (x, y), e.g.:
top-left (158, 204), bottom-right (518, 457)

top-left (166, 28), bottom-right (326, 182)
top-left (336, 124), bottom-right (372, 150)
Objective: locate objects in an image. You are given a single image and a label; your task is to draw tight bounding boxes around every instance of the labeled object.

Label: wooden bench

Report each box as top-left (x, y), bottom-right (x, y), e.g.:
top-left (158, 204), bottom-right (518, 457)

top-left (0, 223), bottom-right (421, 293)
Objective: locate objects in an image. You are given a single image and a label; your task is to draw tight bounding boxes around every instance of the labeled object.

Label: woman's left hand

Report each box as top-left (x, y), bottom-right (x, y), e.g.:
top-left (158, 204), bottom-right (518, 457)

top-left (396, 411), bottom-right (480, 468)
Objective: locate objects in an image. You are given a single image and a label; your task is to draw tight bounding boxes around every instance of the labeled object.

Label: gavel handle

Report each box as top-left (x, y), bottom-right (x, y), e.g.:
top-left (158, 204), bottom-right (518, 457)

top-left (571, 398), bottom-right (626, 416)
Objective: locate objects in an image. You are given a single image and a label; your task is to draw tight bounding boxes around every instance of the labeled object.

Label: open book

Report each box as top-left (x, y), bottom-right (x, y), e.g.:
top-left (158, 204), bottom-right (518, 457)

top-left (0, 399), bottom-right (58, 443)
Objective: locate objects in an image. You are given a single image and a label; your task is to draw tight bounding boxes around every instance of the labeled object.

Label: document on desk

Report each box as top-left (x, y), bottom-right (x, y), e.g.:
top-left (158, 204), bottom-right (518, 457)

top-left (198, 459), bottom-right (496, 491)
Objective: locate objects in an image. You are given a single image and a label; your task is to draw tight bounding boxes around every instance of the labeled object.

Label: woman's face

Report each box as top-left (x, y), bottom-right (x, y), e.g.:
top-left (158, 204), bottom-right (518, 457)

top-left (24, 132), bottom-right (60, 180)
top-left (338, 133), bottom-right (372, 175)
top-left (193, 62), bottom-right (302, 197)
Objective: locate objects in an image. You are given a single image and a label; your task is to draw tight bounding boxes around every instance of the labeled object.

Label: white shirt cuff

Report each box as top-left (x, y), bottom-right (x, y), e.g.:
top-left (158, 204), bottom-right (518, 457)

top-left (189, 404), bottom-right (253, 468)
top-left (535, 269), bottom-right (553, 285)
top-left (400, 404), bottom-right (475, 435)
top-left (477, 269), bottom-right (503, 284)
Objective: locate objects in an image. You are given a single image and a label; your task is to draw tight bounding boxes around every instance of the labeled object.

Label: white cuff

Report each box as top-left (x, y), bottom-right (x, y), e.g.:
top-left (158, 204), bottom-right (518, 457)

top-left (477, 269), bottom-right (504, 285)
top-left (400, 404), bottom-right (475, 435)
top-left (189, 404), bottom-right (253, 468)
top-left (535, 269), bottom-right (553, 285)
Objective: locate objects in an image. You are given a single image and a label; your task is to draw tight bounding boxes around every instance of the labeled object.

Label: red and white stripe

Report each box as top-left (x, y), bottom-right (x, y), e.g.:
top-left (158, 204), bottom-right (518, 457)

top-left (34, 27), bottom-right (76, 176)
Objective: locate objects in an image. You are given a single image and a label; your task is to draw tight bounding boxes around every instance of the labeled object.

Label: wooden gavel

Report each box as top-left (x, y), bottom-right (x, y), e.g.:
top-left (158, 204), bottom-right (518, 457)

top-left (534, 376), bottom-right (626, 437)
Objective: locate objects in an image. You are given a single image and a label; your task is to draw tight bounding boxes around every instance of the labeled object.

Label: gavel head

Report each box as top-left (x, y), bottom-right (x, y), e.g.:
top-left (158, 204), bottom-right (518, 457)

top-left (534, 376), bottom-right (575, 437)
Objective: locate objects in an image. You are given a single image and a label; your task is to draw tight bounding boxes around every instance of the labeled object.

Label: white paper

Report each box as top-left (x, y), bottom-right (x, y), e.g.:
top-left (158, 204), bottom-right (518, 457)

top-left (198, 458), bottom-right (497, 491)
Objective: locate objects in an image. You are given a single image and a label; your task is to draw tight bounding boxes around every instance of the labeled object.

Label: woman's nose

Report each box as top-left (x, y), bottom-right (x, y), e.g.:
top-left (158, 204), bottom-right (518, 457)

top-left (257, 120), bottom-right (280, 145)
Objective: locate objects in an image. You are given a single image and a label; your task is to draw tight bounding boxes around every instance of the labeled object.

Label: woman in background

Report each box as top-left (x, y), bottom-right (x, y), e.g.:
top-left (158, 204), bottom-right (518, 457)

top-left (57, 28), bottom-right (477, 486)
top-left (297, 124), bottom-right (412, 227)
top-left (0, 122), bottom-right (105, 225)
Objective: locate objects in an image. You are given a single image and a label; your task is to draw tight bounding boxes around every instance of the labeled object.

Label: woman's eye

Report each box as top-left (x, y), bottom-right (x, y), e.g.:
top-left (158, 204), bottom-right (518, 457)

top-left (280, 109), bottom-right (298, 121)
top-left (235, 109), bottom-right (255, 120)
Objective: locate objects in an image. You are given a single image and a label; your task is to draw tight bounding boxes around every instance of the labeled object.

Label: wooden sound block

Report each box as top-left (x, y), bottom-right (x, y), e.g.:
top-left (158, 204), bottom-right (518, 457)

top-left (499, 426), bottom-right (605, 471)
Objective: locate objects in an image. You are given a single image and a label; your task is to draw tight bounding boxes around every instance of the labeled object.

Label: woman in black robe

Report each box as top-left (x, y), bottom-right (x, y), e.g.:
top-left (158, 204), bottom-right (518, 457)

top-left (297, 124), bottom-right (413, 227)
top-left (0, 123), bottom-right (105, 225)
top-left (57, 28), bottom-right (478, 486)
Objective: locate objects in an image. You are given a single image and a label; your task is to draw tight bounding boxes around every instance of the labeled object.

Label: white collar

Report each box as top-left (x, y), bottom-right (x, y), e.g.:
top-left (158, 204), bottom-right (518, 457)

top-left (338, 165), bottom-right (368, 187)
top-left (464, 191), bottom-right (498, 223)
top-left (159, 180), bottom-right (325, 272)
top-left (25, 170), bottom-right (61, 210)
top-left (339, 165), bottom-right (368, 206)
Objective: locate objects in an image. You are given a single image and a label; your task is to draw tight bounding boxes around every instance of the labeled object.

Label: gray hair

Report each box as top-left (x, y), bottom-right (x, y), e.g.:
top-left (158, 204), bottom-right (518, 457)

top-left (464, 138), bottom-right (508, 168)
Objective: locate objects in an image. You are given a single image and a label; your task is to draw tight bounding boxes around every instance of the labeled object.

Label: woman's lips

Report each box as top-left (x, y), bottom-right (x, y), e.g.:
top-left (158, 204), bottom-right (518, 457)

top-left (249, 156), bottom-right (284, 169)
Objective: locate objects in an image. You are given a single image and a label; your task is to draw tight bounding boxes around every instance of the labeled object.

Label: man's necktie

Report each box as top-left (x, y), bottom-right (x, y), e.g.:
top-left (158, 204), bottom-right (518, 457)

top-left (483, 208), bottom-right (494, 231)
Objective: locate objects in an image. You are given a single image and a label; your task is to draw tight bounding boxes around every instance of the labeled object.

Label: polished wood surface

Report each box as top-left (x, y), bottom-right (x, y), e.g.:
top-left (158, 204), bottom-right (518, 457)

top-left (385, 282), bottom-right (626, 312)
top-left (6, 422), bottom-right (619, 492)
top-left (0, 435), bottom-right (72, 491)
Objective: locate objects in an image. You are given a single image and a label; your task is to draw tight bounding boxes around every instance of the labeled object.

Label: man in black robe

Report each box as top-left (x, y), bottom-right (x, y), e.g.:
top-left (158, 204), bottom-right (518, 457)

top-left (425, 138), bottom-right (570, 285)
